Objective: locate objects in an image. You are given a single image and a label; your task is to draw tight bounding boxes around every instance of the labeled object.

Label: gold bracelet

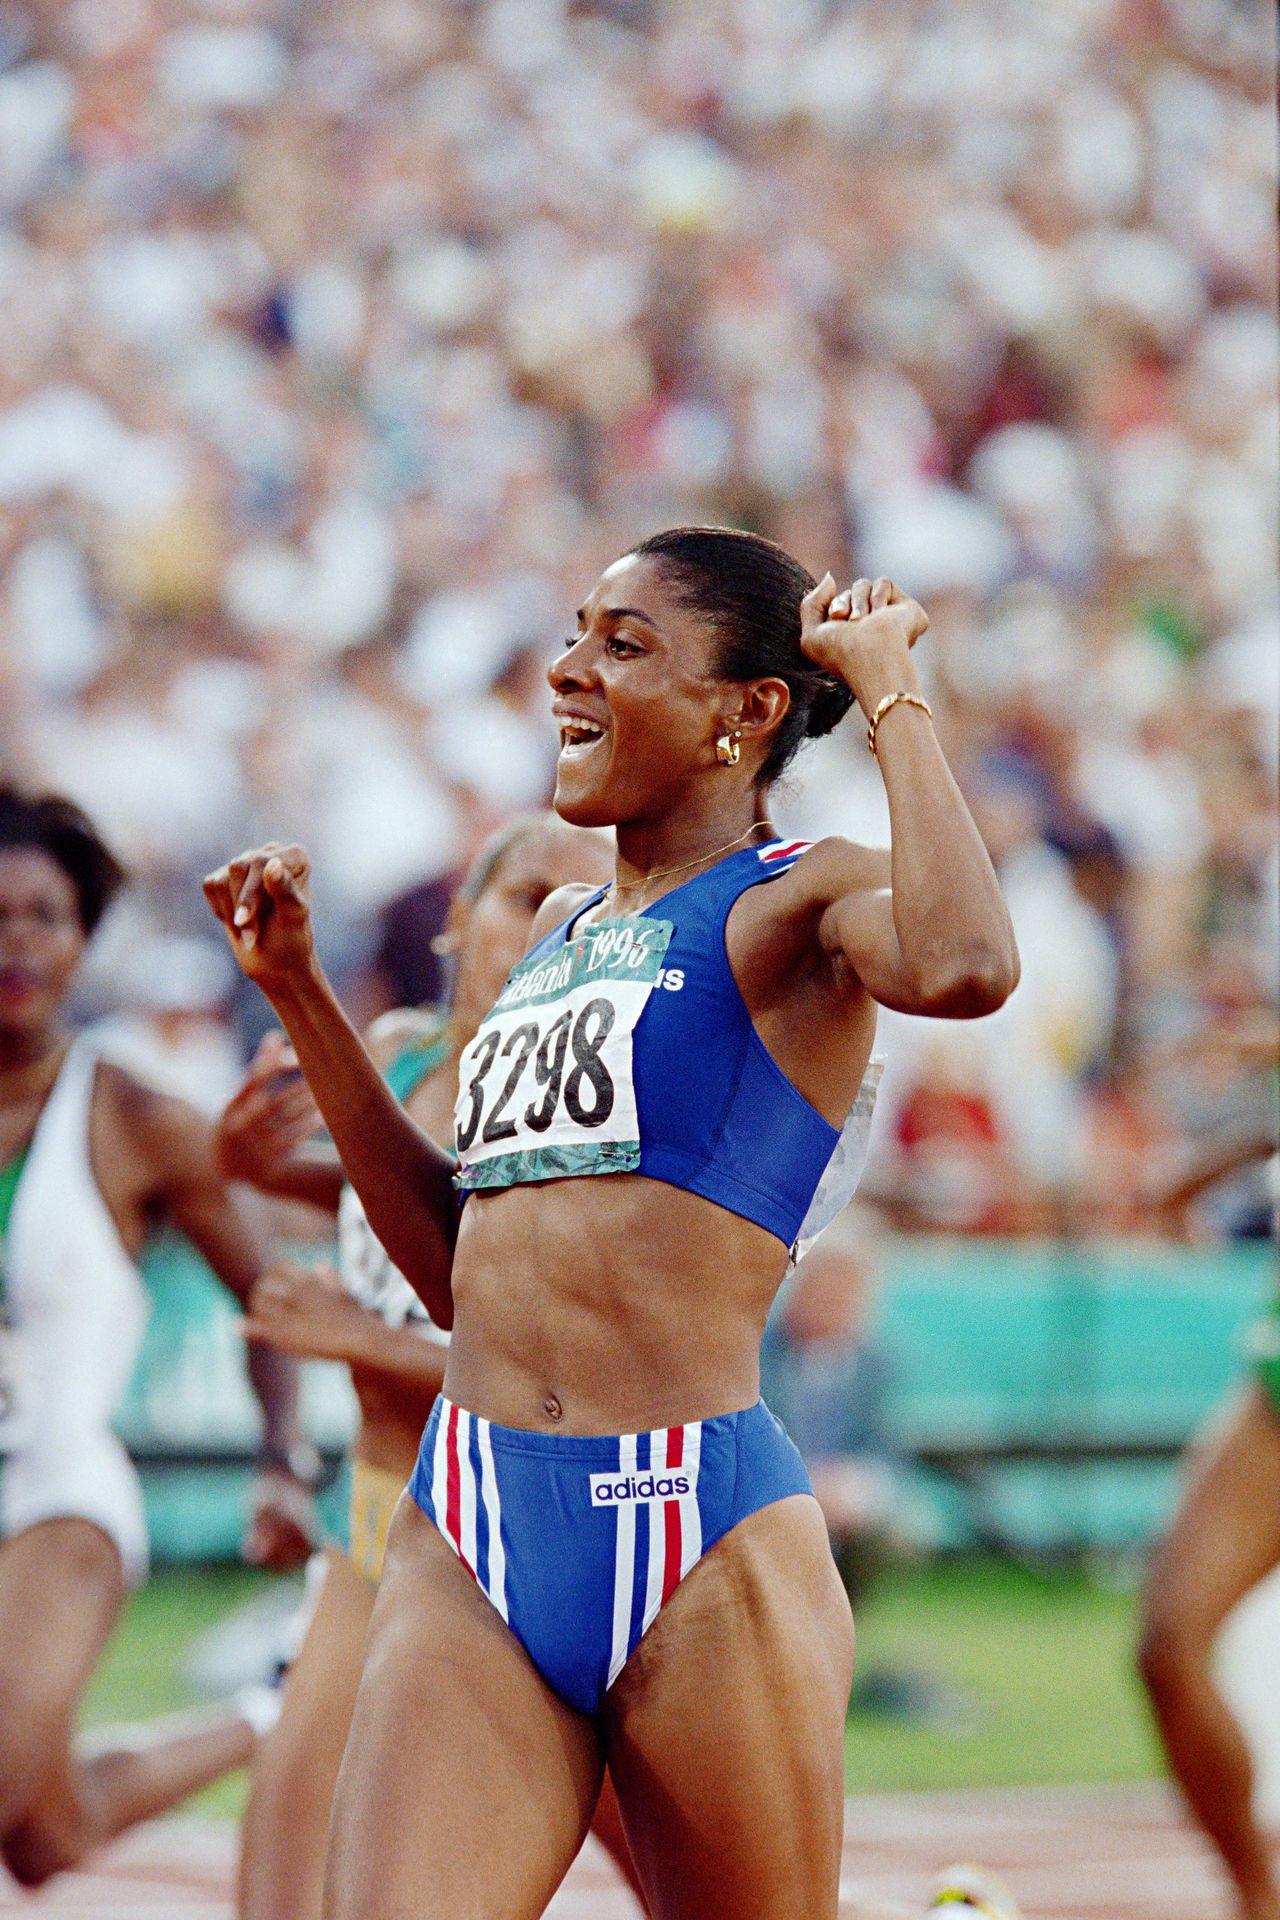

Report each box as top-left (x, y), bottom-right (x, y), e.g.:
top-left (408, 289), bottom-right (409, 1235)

top-left (867, 691), bottom-right (933, 759)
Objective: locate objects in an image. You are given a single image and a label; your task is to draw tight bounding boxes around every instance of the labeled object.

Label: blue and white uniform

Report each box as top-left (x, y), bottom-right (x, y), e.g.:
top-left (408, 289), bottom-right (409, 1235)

top-left (413, 1396), bottom-right (809, 1714)
top-left (410, 839), bottom-right (881, 1709)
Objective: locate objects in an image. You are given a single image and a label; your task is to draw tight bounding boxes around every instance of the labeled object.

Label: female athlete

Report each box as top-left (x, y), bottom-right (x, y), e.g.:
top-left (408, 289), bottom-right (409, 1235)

top-left (1138, 1083), bottom-right (1280, 1920)
top-left (219, 816), bottom-right (645, 1917)
top-left (205, 528), bottom-right (1020, 1920)
top-left (0, 785), bottom-right (310, 1887)
top-left (1141, 1372), bottom-right (1280, 1920)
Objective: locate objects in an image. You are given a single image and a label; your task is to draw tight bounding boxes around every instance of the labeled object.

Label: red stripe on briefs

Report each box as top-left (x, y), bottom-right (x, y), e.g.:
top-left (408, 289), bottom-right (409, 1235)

top-left (661, 1427), bottom-right (685, 1605)
top-left (760, 840), bottom-right (809, 863)
top-left (445, 1404), bottom-right (472, 1573)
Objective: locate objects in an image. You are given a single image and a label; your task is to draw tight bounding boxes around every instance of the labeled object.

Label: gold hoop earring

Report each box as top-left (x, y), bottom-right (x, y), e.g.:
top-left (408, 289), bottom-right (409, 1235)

top-left (715, 729), bottom-right (742, 767)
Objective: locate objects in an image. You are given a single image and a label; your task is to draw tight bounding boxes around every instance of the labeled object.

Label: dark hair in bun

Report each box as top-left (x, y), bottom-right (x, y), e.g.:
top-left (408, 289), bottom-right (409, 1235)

top-left (631, 526), bottom-right (854, 782)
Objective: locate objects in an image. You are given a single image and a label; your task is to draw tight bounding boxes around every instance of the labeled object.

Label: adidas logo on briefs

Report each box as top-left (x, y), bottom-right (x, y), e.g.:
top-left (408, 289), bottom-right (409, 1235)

top-left (590, 1470), bottom-right (695, 1506)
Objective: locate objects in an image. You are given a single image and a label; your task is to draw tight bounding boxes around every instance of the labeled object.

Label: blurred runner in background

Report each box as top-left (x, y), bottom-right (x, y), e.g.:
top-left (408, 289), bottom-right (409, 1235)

top-left (1138, 1012), bottom-right (1280, 1920)
top-left (0, 784), bottom-right (311, 1888)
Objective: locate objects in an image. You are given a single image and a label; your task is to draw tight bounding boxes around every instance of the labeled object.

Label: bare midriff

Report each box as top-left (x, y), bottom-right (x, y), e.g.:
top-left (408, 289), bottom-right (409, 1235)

top-left (442, 1173), bottom-right (788, 1434)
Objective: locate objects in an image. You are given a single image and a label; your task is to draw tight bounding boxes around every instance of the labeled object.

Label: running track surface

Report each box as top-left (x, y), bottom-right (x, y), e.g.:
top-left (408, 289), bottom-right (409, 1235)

top-left (1, 1784), bottom-right (1265, 1918)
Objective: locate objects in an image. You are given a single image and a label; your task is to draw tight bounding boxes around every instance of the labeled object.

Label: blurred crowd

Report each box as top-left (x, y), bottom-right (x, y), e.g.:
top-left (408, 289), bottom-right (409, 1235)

top-left (0, 0), bottom-right (1274, 1240)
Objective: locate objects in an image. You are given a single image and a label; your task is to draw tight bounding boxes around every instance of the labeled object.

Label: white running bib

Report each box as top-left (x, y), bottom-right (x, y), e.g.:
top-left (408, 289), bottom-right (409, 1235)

top-left (455, 916), bottom-right (672, 1190)
top-left (337, 1183), bottom-right (444, 1337)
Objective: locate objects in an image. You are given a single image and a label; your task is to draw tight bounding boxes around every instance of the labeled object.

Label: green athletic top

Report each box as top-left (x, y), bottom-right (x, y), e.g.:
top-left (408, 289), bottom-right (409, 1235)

top-left (0, 1147), bottom-right (29, 1309)
top-left (1253, 1293), bottom-right (1280, 1415)
top-left (383, 1023), bottom-right (451, 1105)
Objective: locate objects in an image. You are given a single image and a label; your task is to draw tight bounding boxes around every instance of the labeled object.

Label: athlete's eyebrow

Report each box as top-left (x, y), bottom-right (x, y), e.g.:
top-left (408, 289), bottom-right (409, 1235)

top-left (582, 605), bottom-right (659, 631)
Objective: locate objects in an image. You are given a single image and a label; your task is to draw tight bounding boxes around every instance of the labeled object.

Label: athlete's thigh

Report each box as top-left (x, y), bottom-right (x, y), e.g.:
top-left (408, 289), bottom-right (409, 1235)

top-left (1145, 1383), bottom-right (1280, 1642)
top-left (240, 1548), bottom-right (374, 1920)
top-left (0, 1520), bottom-right (124, 1818)
top-left (605, 1494), bottom-right (854, 1920)
top-left (323, 1496), bottom-right (603, 1920)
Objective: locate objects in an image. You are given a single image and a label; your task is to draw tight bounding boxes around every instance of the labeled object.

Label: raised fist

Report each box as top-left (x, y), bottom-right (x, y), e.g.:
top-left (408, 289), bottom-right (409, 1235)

top-left (203, 843), bottom-right (315, 993)
top-left (800, 575), bottom-right (929, 720)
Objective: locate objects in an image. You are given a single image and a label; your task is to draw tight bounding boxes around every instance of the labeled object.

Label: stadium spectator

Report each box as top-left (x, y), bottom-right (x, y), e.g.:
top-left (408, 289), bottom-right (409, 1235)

top-left (0, 0), bottom-right (1272, 1231)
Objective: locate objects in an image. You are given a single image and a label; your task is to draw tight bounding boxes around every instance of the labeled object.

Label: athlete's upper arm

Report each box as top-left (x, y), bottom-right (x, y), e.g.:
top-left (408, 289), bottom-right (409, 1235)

top-left (772, 838), bottom-right (891, 918)
top-left (733, 838), bottom-right (890, 996)
top-left (109, 1068), bottom-right (263, 1304)
top-left (817, 871), bottom-right (1008, 1017)
top-left (750, 838), bottom-right (1011, 1015)
top-left (817, 886), bottom-right (920, 1010)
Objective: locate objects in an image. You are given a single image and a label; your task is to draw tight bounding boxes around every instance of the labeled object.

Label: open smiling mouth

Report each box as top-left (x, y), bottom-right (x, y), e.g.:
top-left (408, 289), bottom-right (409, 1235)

top-left (558, 718), bottom-right (607, 759)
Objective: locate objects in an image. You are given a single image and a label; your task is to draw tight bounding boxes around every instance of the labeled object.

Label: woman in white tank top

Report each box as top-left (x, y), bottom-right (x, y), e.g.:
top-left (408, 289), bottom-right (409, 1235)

top-left (0, 785), bottom-right (312, 1890)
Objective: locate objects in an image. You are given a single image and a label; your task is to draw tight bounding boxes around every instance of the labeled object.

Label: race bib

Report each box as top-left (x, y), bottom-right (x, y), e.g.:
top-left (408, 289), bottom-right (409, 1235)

top-left (337, 1184), bottom-right (442, 1335)
top-left (455, 916), bottom-right (672, 1191)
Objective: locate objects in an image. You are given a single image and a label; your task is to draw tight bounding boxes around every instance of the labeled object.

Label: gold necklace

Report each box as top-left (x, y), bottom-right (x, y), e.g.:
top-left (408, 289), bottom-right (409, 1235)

top-left (605, 822), bottom-right (771, 904)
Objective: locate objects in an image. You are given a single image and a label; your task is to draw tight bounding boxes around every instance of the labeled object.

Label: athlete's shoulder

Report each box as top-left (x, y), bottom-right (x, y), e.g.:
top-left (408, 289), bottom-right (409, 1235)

top-left (364, 1005), bottom-right (445, 1069)
top-left (525, 881), bottom-right (601, 950)
top-left (92, 1058), bottom-right (213, 1192)
top-left (729, 838), bottom-right (892, 1003)
top-left (759, 835), bottom-right (891, 907)
top-left (92, 1053), bottom-right (171, 1123)
top-left (94, 1056), bottom-right (199, 1137)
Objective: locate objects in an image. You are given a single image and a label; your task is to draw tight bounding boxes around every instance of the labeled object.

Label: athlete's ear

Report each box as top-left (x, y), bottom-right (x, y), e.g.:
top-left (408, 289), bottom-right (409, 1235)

top-left (430, 893), bottom-right (468, 960)
top-left (729, 677), bottom-right (791, 754)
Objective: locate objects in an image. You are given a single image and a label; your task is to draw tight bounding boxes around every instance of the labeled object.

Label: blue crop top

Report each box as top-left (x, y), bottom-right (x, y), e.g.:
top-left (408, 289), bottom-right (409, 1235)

top-left (453, 838), bottom-right (881, 1254)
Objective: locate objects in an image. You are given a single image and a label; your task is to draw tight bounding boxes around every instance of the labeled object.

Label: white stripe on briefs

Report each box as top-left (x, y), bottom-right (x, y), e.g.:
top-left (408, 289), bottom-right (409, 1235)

top-left (457, 1408), bottom-right (478, 1572)
top-left (431, 1399), bottom-right (450, 1534)
top-left (639, 1427), bottom-right (673, 1640)
top-left (607, 1431), bottom-right (639, 1690)
top-left (680, 1420), bottom-right (703, 1578)
top-left (476, 1418), bottom-right (508, 1622)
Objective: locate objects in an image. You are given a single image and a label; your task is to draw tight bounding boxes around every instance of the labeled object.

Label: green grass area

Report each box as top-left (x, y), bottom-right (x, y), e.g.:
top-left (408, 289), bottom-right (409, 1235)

top-left (846, 1555), bottom-right (1163, 1791)
top-left (82, 1556), bottom-right (1163, 1818)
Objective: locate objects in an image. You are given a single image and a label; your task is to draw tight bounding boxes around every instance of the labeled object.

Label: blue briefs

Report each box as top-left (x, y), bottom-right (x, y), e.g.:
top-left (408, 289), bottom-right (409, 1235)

top-left (408, 1395), bottom-right (812, 1715)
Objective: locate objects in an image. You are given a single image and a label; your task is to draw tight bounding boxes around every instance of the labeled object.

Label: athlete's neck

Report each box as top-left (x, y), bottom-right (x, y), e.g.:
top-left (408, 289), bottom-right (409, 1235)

top-left (0, 1024), bottom-right (71, 1100)
top-left (611, 806), bottom-right (775, 904)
